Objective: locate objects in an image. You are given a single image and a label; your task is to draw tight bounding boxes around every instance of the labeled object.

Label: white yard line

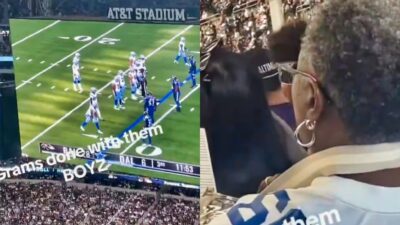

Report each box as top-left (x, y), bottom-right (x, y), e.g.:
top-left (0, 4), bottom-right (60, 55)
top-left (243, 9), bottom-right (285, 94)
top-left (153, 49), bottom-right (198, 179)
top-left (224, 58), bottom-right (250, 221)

top-left (82, 134), bottom-right (99, 139)
top-left (12, 20), bottom-right (61, 47)
top-left (21, 25), bottom-right (193, 151)
top-left (121, 85), bottom-right (199, 154)
top-left (16, 23), bottom-right (124, 90)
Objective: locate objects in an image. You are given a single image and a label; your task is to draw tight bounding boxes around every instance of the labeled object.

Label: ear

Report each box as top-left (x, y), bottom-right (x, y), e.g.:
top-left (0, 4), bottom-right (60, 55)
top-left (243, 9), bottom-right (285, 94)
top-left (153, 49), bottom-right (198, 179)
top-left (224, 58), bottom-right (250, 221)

top-left (305, 80), bottom-right (325, 123)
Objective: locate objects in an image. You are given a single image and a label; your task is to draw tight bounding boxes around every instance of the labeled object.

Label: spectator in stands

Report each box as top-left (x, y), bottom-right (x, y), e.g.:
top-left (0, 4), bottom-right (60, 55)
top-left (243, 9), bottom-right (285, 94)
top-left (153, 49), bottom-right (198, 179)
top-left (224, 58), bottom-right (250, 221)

top-left (242, 47), bottom-right (296, 129)
top-left (201, 0), bottom-right (271, 52)
top-left (142, 198), bottom-right (199, 225)
top-left (209, 0), bottom-right (400, 224)
top-left (201, 0), bottom-right (323, 52)
top-left (201, 44), bottom-right (304, 197)
top-left (0, 181), bottom-right (198, 225)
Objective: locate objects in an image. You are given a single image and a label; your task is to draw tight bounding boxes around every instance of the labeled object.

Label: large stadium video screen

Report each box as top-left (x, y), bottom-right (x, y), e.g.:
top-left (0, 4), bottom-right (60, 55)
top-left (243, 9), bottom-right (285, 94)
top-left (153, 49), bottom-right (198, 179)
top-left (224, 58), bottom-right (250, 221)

top-left (9, 0), bottom-right (200, 185)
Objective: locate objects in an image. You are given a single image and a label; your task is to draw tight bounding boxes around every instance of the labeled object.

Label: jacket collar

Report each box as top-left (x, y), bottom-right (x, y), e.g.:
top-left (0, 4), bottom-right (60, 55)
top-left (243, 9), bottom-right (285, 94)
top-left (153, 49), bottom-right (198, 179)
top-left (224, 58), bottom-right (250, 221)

top-left (261, 142), bottom-right (400, 194)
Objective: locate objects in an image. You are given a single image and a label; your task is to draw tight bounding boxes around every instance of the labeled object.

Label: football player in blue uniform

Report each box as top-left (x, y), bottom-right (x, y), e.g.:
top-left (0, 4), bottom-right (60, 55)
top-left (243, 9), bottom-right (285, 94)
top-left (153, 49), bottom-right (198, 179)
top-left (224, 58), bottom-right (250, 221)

top-left (171, 76), bottom-right (181, 112)
top-left (188, 55), bottom-right (197, 88)
top-left (144, 92), bottom-right (158, 123)
top-left (142, 111), bottom-right (153, 146)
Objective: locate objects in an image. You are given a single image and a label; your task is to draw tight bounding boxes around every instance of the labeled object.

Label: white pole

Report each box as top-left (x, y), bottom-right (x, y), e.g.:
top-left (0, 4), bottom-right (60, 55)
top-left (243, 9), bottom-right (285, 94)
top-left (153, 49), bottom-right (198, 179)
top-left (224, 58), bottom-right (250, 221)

top-left (268, 0), bottom-right (285, 31)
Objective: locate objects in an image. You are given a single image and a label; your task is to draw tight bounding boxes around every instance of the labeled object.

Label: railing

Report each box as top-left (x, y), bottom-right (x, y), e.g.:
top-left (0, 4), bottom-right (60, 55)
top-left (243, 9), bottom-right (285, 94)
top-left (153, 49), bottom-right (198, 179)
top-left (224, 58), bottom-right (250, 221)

top-left (201, 0), bottom-right (260, 26)
top-left (294, 1), bottom-right (322, 19)
top-left (295, 3), bottom-right (312, 17)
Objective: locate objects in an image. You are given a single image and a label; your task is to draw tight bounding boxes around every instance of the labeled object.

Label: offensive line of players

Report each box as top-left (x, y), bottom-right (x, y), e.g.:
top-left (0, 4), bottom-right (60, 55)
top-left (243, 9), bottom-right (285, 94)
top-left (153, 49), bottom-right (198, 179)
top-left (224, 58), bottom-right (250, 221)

top-left (73, 37), bottom-right (197, 146)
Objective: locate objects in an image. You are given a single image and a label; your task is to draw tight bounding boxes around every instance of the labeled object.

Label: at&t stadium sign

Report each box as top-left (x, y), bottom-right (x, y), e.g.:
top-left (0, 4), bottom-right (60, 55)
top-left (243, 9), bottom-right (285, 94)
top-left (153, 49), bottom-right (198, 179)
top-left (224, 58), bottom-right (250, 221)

top-left (107, 7), bottom-right (192, 23)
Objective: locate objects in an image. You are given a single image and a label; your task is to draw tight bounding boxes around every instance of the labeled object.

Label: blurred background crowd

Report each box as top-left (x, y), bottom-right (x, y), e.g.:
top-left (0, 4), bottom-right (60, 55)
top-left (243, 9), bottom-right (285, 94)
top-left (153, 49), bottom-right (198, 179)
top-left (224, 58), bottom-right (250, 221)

top-left (0, 25), bottom-right (11, 56)
top-left (200, 0), bottom-right (323, 52)
top-left (0, 157), bottom-right (199, 225)
top-left (0, 181), bottom-right (198, 225)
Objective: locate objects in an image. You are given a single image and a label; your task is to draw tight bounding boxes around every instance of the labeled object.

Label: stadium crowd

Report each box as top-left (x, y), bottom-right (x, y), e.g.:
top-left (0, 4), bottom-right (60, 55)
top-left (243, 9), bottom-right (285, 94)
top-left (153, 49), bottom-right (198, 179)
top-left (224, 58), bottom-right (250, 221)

top-left (200, 0), bottom-right (323, 52)
top-left (0, 181), bottom-right (199, 225)
top-left (0, 26), bottom-right (11, 56)
top-left (201, 0), bottom-right (270, 52)
top-left (141, 198), bottom-right (199, 225)
top-left (0, 156), bottom-right (199, 224)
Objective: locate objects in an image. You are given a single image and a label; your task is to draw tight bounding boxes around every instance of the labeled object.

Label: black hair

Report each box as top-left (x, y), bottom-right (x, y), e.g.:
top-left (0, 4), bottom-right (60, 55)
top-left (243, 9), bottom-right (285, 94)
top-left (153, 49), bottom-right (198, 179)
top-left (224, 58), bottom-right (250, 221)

top-left (201, 46), bottom-right (295, 197)
top-left (303, 0), bottom-right (400, 144)
top-left (268, 19), bottom-right (307, 63)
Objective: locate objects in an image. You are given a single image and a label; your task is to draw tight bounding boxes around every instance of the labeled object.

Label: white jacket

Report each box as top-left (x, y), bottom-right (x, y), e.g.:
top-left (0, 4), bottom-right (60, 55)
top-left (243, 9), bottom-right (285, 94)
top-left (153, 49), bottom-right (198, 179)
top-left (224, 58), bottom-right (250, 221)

top-left (208, 142), bottom-right (400, 225)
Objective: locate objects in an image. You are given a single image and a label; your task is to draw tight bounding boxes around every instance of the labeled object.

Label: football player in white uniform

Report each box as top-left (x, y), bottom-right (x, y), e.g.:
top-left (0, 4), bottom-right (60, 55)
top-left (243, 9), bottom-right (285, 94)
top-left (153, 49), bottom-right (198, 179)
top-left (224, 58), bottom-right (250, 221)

top-left (72, 53), bottom-right (83, 93)
top-left (129, 51), bottom-right (136, 71)
top-left (128, 69), bottom-right (139, 100)
top-left (119, 70), bottom-right (126, 106)
top-left (174, 36), bottom-right (188, 65)
top-left (80, 87), bottom-right (102, 134)
top-left (138, 54), bottom-right (147, 69)
top-left (73, 52), bottom-right (80, 66)
top-left (112, 74), bottom-right (124, 110)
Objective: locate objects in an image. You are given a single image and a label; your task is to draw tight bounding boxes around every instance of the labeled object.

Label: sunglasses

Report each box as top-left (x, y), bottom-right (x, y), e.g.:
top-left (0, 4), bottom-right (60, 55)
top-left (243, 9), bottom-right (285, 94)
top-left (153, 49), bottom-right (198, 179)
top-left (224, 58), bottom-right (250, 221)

top-left (277, 62), bottom-right (334, 104)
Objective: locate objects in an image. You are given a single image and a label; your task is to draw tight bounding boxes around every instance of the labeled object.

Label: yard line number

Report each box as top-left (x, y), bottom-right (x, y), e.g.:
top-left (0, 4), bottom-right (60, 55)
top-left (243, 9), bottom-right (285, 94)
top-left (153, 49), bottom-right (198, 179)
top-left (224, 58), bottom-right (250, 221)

top-left (73, 36), bottom-right (120, 45)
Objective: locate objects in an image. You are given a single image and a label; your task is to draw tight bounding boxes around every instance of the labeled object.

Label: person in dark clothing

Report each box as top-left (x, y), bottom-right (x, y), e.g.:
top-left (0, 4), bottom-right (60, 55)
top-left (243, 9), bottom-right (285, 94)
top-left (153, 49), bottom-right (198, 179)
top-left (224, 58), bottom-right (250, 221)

top-left (201, 44), bottom-right (304, 197)
top-left (242, 48), bottom-right (297, 130)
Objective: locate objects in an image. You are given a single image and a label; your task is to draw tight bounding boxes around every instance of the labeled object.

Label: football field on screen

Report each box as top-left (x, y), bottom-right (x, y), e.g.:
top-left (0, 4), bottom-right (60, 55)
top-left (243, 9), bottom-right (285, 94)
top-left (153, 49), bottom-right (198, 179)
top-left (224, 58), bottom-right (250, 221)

top-left (10, 19), bottom-right (200, 185)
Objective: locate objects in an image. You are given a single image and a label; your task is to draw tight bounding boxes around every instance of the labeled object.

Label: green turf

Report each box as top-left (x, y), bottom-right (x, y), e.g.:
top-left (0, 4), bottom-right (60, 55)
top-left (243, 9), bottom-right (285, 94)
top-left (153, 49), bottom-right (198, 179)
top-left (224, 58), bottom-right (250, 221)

top-left (10, 19), bottom-right (56, 43)
top-left (10, 19), bottom-right (200, 185)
